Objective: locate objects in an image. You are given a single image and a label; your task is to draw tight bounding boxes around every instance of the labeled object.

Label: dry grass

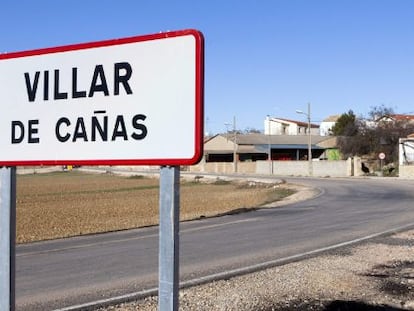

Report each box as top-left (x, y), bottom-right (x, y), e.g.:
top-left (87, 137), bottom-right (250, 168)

top-left (16, 171), bottom-right (294, 244)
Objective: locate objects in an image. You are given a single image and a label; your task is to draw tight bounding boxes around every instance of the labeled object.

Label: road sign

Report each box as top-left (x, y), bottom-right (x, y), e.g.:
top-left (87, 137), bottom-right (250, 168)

top-left (0, 29), bottom-right (204, 166)
top-left (379, 152), bottom-right (386, 160)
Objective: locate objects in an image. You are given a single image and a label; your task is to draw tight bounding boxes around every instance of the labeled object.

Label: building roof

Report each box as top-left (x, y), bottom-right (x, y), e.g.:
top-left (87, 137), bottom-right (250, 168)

top-left (234, 133), bottom-right (328, 145)
top-left (271, 117), bottom-right (319, 128)
top-left (322, 115), bottom-right (340, 122)
top-left (204, 134), bottom-right (335, 154)
top-left (376, 114), bottom-right (414, 122)
top-left (390, 114), bottom-right (414, 121)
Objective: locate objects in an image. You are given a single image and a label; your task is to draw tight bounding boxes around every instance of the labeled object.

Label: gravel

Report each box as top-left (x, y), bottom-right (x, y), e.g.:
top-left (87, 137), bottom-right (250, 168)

top-left (93, 231), bottom-right (414, 311)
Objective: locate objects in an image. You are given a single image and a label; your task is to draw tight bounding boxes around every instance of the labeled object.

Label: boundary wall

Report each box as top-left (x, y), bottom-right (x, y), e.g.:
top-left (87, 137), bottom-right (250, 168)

top-left (399, 166), bottom-right (414, 178)
top-left (190, 158), bottom-right (356, 177)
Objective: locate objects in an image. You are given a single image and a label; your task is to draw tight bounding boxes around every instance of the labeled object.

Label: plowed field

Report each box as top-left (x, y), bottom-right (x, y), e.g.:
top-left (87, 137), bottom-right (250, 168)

top-left (16, 171), bottom-right (294, 243)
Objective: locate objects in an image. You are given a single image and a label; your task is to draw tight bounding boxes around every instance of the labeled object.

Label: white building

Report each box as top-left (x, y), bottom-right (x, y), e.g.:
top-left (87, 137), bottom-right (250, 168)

top-left (319, 115), bottom-right (340, 136)
top-left (400, 137), bottom-right (414, 165)
top-left (264, 116), bottom-right (319, 135)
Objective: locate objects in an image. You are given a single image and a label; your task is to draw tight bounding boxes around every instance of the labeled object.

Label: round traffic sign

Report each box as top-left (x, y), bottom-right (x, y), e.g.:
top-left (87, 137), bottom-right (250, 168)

top-left (379, 152), bottom-right (386, 160)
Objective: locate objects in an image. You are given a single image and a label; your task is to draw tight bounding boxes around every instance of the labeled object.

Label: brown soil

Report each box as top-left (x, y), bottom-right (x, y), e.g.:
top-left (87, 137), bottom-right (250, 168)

top-left (16, 171), bottom-right (294, 243)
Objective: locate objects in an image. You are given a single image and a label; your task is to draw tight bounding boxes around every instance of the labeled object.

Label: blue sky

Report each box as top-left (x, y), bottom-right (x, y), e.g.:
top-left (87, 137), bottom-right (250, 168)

top-left (2, 1), bottom-right (414, 135)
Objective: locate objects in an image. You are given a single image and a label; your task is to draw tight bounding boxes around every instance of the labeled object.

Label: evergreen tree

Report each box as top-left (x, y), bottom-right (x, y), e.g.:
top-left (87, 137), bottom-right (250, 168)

top-left (331, 110), bottom-right (358, 136)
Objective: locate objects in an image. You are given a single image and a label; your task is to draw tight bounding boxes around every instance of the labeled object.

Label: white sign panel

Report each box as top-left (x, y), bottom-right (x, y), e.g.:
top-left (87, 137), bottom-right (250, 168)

top-left (0, 29), bottom-right (204, 166)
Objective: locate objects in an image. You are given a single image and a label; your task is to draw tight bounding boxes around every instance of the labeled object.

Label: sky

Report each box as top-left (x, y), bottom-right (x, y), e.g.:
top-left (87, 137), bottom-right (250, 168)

top-left (2, 0), bottom-right (414, 135)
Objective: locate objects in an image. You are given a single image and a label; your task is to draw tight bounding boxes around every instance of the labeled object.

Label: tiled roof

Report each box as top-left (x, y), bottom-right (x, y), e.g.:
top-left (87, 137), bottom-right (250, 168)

top-left (271, 117), bottom-right (319, 128)
top-left (376, 114), bottom-right (414, 122)
top-left (322, 115), bottom-right (340, 122)
top-left (390, 114), bottom-right (414, 121)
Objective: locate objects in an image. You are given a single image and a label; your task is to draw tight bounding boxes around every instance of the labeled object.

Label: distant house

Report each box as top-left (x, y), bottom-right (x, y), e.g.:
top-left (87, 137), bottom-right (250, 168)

top-left (264, 116), bottom-right (319, 135)
top-left (372, 114), bottom-right (414, 134)
top-left (319, 115), bottom-right (340, 136)
top-left (362, 114), bottom-right (414, 129)
top-left (376, 114), bottom-right (414, 123)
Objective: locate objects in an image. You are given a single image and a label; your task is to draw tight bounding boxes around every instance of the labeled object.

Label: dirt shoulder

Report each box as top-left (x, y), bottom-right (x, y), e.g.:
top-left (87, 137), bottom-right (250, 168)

top-left (100, 229), bottom-right (414, 311)
top-left (261, 182), bottom-right (321, 208)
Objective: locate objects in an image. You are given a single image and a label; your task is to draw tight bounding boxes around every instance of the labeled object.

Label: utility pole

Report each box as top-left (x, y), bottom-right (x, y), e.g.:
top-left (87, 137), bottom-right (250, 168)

top-left (267, 115), bottom-right (272, 174)
top-left (225, 117), bottom-right (238, 173)
top-left (296, 102), bottom-right (313, 176)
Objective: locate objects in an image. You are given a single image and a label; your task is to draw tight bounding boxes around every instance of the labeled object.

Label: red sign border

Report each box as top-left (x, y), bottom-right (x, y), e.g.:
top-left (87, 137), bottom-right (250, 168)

top-left (0, 29), bottom-right (204, 167)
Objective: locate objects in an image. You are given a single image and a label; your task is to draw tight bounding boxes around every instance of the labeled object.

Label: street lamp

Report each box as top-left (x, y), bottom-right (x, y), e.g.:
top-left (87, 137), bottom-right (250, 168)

top-left (296, 102), bottom-right (313, 176)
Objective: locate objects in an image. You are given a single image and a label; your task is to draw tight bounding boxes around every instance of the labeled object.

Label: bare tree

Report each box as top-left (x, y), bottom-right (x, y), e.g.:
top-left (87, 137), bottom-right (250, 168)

top-left (336, 106), bottom-right (414, 163)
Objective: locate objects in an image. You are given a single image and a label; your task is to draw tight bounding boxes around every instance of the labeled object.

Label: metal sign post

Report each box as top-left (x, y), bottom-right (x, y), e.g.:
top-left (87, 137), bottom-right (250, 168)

top-left (0, 167), bottom-right (16, 311)
top-left (159, 166), bottom-right (180, 311)
top-left (379, 153), bottom-right (386, 176)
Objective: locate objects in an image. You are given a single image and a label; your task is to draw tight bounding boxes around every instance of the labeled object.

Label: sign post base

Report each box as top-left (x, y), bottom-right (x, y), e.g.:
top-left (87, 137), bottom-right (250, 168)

top-left (0, 167), bottom-right (16, 311)
top-left (159, 166), bottom-right (180, 311)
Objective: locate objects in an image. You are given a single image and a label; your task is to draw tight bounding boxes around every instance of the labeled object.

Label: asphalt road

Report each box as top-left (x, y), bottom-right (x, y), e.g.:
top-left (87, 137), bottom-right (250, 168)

top-left (15, 176), bottom-right (414, 310)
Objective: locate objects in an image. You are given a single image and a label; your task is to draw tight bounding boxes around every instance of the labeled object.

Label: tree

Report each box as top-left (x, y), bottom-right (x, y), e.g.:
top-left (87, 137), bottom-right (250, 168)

top-left (331, 110), bottom-right (358, 136)
top-left (336, 126), bottom-right (375, 159)
top-left (368, 104), bottom-right (394, 121)
top-left (370, 116), bottom-right (414, 162)
top-left (243, 127), bottom-right (262, 134)
top-left (335, 105), bottom-right (414, 163)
